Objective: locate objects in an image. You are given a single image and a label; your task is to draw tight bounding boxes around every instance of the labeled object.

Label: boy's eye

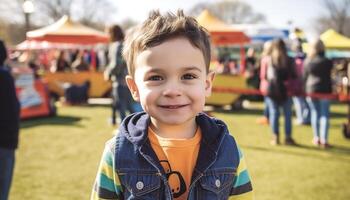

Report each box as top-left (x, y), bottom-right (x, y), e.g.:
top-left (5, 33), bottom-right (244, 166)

top-left (147, 75), bottom-right (163, 81)
top-left (182, 73), bottom-right (197, 80)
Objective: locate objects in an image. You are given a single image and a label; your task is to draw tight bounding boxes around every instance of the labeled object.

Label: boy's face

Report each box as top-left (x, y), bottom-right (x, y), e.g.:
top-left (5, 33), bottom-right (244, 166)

top-left (126, 37), bottom-right (214, 127)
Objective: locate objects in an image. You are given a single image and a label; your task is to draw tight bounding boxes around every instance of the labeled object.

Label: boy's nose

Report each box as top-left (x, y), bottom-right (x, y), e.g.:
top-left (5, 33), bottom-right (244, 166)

top-left (162, 84), bottom-right (182, 97)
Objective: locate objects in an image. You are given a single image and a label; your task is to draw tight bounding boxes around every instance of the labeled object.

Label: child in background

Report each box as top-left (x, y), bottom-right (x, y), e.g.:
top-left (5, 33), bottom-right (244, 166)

top-left (91, 10), bottom-right (253, 200)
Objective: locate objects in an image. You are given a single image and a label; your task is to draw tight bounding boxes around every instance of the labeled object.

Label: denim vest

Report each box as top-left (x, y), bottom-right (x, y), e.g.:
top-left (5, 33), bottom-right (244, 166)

top-left (115, 112), bottom-right (240, 200)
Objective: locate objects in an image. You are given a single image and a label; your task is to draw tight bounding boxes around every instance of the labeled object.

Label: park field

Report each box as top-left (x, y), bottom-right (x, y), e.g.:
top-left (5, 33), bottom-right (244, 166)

top-left (10, 102), bottom-right (350, 200)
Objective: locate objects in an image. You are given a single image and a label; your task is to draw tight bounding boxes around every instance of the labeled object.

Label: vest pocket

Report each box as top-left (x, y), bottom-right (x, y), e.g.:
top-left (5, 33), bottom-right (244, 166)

top-left (119, 170), bottom-right (162, 199)
top-left (198, 168), bottom-right (236, 199)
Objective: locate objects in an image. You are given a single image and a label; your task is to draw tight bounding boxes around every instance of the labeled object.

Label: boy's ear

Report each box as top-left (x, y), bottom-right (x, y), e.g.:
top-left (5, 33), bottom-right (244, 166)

top-left (125, 75), bottom-right (140, 101)
top-left (205, 71), bottom-right (215, 97)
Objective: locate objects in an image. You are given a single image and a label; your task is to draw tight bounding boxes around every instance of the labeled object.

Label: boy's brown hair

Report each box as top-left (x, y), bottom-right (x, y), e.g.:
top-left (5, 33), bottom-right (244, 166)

top-left (123, 10), bottom-right (211, 77)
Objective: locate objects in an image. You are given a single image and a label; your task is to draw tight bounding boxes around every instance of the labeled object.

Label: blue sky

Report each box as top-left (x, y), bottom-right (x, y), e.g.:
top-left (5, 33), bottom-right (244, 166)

top-left (112, 0), bottom-right (326, 39)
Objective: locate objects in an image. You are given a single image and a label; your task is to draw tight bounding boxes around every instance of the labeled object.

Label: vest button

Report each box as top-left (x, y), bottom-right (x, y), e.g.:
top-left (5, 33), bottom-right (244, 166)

top-left (215, 179), bottom-right (221, 188)
top-left (136, 181), bottom-right (144, 190)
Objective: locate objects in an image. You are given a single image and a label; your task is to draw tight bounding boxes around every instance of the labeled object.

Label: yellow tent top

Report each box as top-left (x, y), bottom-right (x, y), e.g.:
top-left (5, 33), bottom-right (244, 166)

top-left (320, 29), bottom-right (350, 49)
top-left (196, 10), bottom-right (233, 32)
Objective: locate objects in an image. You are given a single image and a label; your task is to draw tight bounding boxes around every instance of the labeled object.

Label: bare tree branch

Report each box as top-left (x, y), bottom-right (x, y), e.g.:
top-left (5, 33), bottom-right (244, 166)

top-left (74, 0), bottom-right (116, 27)
top-left (0, 0), bottom-right (23, 23)
top-left (35, 0), bottom-right (73, 21)
top-left (319, 0), bottom-right (350, 35)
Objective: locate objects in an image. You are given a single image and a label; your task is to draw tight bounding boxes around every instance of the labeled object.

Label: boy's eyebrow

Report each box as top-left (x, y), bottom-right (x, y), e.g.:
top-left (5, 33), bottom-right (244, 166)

top-left (183, 66), bottom-right (202, 72)
top-left (145, 66), bottom-right (202, 73)
top-left (144, 67), bottom-right (164, 74)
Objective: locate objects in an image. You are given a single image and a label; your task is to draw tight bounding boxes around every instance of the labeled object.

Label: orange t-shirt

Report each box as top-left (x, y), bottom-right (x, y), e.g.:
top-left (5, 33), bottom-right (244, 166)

top-left (148, 127), bottom-right (202, 200)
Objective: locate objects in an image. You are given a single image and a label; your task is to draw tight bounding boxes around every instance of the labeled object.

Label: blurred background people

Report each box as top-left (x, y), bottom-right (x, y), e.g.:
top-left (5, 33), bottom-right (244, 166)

top-left (104, 25), bottom-right (141, 125)
top-left (257, 41), bottom-right (273, 125)
top-left (245, 47), bottom-right (260, 90)
top-left (263, 39), bottom-right (297, 145)
top-left (290, 38), bottom-right (310, 125)
top-left (27, 51), bottom-right (42, 79)
top-left (216, 57), bottom-right (238, 74)
top-left (244, 47), bottom-right (260, 101)
top-left (50, 50), bottom-right (71, 72)
top-left (71, 50), bottom-right (90, 72)
top-left (304, 39), bottom-right (334, 148)
top-left (0, 40), bottom-right (20, 200)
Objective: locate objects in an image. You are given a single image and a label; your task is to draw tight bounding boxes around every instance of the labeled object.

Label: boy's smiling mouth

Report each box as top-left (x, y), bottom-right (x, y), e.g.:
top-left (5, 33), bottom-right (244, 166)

top-left (158, 104), bottom-right (189, 109)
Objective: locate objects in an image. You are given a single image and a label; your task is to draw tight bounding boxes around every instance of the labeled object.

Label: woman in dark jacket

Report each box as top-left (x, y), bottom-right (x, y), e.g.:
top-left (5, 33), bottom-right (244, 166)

top-left (264, 39), bottom-right (297, 145)
top-left (303, 39), bottom-right (333, 148)
top-left (0, 40), bottom-right (20, 200)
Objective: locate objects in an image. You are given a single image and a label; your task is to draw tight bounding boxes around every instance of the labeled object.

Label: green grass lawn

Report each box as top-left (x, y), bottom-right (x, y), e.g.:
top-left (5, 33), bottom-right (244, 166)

top-left (10, 102), bottom-right (350, 200)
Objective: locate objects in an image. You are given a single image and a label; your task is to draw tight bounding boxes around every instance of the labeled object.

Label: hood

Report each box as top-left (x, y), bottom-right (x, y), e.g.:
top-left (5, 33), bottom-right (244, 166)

top-left (119, 112), bottom-right (228, 153)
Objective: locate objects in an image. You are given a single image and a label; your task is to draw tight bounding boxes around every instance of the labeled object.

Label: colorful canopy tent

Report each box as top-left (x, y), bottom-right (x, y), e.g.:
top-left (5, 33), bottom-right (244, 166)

top-left (15, 40), bottom-right (78, 50)
top-left (326, 50), bottom-right (350, 58)
top-left (302, 29), bottom-right (350, 57)
top-left (196, 10), bottom-right (250, 45)
top-left (231, 24), bottom-right (288, 44)
top-left (196, 10), bottom-right (250, 72)
top-left (26, 15), bottom-right (109, 44)
top-left (196, 11), bottom-right (251, 106)
top-left (320, 29), bottom-right (350, 50)
top-left (15, 40), bottom-right (52, 50)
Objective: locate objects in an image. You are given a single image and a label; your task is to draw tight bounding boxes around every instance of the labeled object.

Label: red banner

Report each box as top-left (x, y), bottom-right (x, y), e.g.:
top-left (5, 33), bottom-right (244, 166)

top-left (212, 87), bottom-right (349, 101)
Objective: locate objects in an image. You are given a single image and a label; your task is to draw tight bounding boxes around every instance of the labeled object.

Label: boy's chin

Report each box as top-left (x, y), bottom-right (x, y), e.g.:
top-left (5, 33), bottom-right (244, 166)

top-left (151, 116), bottom-right (196, 127)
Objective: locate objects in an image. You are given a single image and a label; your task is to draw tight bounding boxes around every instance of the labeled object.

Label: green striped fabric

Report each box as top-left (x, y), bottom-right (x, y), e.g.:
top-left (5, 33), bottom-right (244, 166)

top-left (229, 149), bottom-right (254, 199)
top-left (91, 138), bottom-right (122, 200)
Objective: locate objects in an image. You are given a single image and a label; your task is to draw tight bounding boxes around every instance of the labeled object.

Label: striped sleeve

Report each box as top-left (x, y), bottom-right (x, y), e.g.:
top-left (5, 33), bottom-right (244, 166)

top-left (229, 147), bottom-right (254, 200)
top-left (91, 139), bottom-right (123, 200)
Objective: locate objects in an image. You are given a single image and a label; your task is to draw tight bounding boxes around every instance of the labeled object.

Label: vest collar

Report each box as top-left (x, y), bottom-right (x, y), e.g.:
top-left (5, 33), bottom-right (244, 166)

top-left (119, 112), bottom-right (227, 155)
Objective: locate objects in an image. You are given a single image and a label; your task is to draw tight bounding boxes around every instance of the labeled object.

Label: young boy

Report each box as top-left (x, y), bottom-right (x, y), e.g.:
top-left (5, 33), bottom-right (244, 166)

top-left (91, 10), bottom-right (253, 200)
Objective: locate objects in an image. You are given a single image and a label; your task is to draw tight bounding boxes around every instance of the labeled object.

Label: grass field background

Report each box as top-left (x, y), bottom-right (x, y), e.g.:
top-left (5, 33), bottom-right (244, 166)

top-left (10, 102), bottom-right (350, 200)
